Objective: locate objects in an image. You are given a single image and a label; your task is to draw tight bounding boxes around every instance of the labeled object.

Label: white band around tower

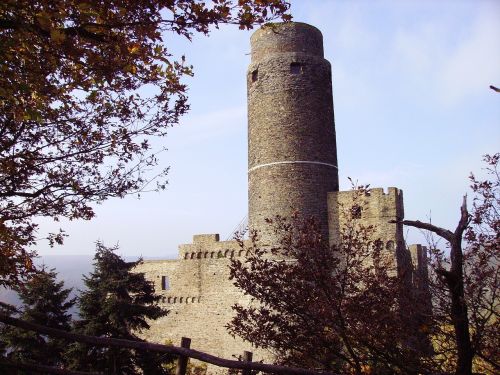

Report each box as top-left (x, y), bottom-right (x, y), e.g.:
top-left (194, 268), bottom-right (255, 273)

top-left (248, 160), bottom-right (338, 173)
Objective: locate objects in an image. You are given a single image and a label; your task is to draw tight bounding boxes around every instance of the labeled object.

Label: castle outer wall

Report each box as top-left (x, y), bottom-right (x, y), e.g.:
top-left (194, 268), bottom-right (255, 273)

top-left (328, 187), bottom-right (412, 277)
top-left (134, 235), bottom-right (274, 373)
top-left (135, 188), bottom-right (415, 373)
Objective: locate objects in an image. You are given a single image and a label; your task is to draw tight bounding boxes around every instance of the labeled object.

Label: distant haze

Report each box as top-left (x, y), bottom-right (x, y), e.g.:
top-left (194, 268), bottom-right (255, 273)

top-left (0, 254), bottom-right (158, 317)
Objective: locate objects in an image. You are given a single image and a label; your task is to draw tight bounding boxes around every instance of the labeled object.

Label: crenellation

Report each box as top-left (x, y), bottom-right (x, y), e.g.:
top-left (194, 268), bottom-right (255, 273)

top-left (328, 188), bottom-right (404, 243)
top-left (178, 238), bottom-right (251, 262)
top-left (193, 233), bottom-right (220, 244)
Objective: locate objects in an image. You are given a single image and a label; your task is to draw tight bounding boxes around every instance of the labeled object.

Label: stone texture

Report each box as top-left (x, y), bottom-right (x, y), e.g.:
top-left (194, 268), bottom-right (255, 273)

top-left (248, 23), bottom-right (338, 242)
top-left (328, 187), bottom-right (413, 279)
top-left (135, 236), bottom-right (273, 374)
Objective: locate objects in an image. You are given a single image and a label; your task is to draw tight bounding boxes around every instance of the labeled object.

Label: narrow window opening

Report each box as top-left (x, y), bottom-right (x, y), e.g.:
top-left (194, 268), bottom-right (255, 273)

top-left (251, 69), bottom-right (258, 82)
top-left (351, 204), bottom-right (362, 219)
top-left (161, 276), bottom-right (169, 291)
top-left (290, 62), bottom-right (302, 74)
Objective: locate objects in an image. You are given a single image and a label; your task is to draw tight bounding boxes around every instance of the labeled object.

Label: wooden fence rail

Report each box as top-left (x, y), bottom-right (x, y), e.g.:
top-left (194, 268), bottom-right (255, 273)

top-left (0, 312), bottom-right (334, 375)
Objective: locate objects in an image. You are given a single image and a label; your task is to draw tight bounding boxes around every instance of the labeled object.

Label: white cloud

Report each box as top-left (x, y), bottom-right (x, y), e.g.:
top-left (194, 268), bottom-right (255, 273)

top-left (389, 5), bottom-right (500, 106)
top-left (439, 10), bottom-right (500, 104)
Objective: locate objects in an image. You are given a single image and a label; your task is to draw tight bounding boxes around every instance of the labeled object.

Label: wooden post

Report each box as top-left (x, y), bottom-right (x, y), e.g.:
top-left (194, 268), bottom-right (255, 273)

top-left (176, 337), bottom-right (191, 375)
top-left (242, 351), bottom-right (253, 375)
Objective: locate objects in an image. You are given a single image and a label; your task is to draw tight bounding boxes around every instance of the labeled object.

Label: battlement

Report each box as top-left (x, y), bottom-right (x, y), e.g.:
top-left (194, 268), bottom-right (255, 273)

top-left (180, 247), bottom-right (253, 261)
top-left (159, 296), bottom-right (201, 305)
top-left (193, 234), bottom-right (220, 244)
top-left (327, 187), bottom-right (405, 260)
top-left (328, 187), bottom-right (404, 221)
top-left (178, 234), bottom-right (251, 261)
top-left (369, 187), bottom-right (403, 197)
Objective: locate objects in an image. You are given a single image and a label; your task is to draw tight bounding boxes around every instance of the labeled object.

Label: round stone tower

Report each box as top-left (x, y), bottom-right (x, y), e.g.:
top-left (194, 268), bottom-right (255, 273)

top-left (248, 22), bottom-right (339, 242)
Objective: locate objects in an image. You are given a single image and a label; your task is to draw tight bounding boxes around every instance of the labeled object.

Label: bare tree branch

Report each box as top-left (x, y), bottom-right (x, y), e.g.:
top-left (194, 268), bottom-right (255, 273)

top-left (389, 219), bottom-right (454, 242)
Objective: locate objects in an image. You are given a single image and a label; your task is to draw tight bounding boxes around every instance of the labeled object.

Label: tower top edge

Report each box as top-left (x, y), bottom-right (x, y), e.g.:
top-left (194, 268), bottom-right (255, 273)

top-left (250, 22), bottom-right (324, 62)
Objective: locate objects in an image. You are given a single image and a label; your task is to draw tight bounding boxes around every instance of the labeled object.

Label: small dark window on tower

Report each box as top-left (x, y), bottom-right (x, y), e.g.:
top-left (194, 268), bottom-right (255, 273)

top-left (351, 204), bottom-right (362, 219)
top-left (161, 276), bottom-right (169, 291)
top-left (251, 69), bottom-right (258, 82)
top-left (290, 62), bottom-right (302, 74)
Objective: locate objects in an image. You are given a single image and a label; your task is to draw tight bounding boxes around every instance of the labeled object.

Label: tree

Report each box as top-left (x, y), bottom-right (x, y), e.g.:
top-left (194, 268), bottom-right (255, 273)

top-left (0, 0), bottom-right (291, 287)
top-left (227, 188), bottom-right (429, 374)
top-left (229, 156), bottom-right (499, 375)
top-left (396, 154), bottom-right (499, 375)
top-left (65, 242), bottom-right (170, 374)
top-left (0, 267), bottom-right (75, 372)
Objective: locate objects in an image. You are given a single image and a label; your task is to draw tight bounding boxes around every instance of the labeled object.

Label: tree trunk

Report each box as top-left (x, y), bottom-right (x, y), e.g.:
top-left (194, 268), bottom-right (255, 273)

top-left (448, 239), bottom-right (472, 374)
top-left (394, 196), bottom-right (473, 375)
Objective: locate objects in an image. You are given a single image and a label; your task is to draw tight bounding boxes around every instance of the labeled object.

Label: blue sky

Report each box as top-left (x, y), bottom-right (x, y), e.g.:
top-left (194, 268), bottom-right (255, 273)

top-left (37, 0), bottom-right (500, 258)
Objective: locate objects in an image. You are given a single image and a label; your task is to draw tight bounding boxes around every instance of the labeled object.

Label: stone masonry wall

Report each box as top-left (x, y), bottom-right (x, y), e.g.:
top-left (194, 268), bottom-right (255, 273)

top-left (134, 234), bottom-right (273, 374)
top-left (409, 244), bottom-right (432, 316)
top-left (248, 23), bottom-right (339, 242)
top-left (328, 187), bottom-right (413, 277)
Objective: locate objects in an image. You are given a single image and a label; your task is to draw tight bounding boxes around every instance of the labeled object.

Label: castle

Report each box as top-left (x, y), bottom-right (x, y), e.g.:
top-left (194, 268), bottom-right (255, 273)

top-left (135, 22), bottom-right (427, 371)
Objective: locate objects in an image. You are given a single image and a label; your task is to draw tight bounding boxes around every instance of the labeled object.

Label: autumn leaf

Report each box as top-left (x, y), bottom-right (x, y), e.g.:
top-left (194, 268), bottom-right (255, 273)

top-left (50, 28), bottom-right (66, 43)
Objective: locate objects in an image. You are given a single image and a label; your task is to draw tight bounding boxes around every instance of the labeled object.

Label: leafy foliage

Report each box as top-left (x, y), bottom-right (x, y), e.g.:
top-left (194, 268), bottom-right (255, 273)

top-left (65, 242), bottom-right (170, 374)
top-left (0, 268), bottom-right (75, 371)
top-left (230, 155), bottom-right (499, 374)
top-left (465, 154), bottom-right (499, 373)
top-left (423, 154), bottom-right (499, 374)
top-left (396, 153), bottom-right (499, 375)
top-left (0, 0), bottom-right (291, 287)
top-left (228, 188), bottom-right (427, 374)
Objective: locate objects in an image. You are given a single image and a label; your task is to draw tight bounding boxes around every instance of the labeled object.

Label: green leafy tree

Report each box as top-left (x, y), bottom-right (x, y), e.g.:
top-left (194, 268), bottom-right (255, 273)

top-left (0, 0), bottom-right (291, 287)
top-left (66, 242), bottom-right (170, 374)
top-left (0, 268), bottom-right (75, 372)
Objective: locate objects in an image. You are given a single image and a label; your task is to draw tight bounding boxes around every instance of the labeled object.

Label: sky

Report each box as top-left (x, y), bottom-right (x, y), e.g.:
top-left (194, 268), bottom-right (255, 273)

top-left (37, 0), bottom-right (500, 259)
